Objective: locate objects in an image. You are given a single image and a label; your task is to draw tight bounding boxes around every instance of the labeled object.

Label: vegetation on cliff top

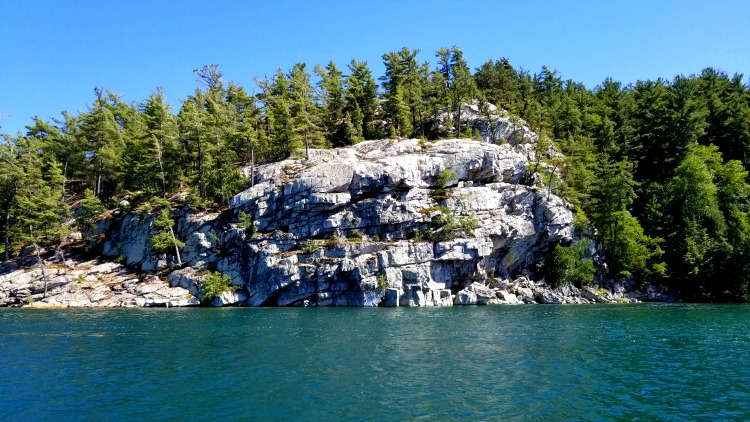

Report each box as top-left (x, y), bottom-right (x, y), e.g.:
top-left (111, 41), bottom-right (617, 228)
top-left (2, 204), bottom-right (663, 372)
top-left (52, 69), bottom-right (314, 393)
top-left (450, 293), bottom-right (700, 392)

top-left (2, 46), bottom-right (750, 301)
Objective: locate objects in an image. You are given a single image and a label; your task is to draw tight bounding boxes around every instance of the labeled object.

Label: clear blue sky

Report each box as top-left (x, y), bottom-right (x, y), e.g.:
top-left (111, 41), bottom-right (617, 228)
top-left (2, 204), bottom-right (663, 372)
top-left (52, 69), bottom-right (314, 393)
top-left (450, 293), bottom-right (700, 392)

top-left (2, 0), bottom-right (749, 135)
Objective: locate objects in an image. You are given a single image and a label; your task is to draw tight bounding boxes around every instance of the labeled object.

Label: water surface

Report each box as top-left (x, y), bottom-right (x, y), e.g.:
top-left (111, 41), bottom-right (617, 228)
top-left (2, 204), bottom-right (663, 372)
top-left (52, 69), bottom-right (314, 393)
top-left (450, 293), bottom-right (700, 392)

top-left (1, 304), bottom-right (749, 420)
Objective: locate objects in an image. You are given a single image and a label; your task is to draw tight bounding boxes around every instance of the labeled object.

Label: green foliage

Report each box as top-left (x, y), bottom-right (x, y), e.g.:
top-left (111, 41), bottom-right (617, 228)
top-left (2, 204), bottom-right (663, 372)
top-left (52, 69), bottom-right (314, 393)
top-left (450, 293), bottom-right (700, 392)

top-left (301, 240), bottom-right (319, 254)
top-left (432, 169), bottom-right (457, 201)
top-left (547, 241), bottom-right (596, 288)
top-left (323, 236), bottom-right (341, 248)
top-left (76, 189), bottom-right (105, 231)
top-left (237, 211), bottom-right (257, 236)
top-left (377, 275), bottom-right (388, 290)
top-left (414, 206), bottom-right (478, 242)
top-left (200, 271), bottom-right (234, 304)
top-left (347, 229), bottom-right (363, 241)
top-left (149, 204), bottom-right (184, 264)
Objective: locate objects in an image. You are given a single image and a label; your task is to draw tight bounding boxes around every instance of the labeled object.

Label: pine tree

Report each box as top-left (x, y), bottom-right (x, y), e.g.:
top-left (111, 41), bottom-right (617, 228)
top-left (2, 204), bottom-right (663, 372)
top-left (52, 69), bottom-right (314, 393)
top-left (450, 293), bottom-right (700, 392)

top-left (344, 60), bottom-right (378, 140)
top-left (288, 63), bottom-right (323, 159)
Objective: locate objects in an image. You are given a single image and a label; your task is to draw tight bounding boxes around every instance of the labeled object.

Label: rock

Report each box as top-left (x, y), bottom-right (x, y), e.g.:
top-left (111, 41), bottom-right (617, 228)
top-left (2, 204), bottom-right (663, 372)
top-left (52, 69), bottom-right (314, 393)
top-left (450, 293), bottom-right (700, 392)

top-left (582, 286), bottom-right (609, 303)
top-left (383, 288), bottom-right (400, 307)
top-left (454, 288), bottom-right (477, 305)
top-left (534, 289), bottom-right (563, 304)
top-left (210, 289), bottom-right (248, 307)
top-left (496, 290), bottom-right (521, 304)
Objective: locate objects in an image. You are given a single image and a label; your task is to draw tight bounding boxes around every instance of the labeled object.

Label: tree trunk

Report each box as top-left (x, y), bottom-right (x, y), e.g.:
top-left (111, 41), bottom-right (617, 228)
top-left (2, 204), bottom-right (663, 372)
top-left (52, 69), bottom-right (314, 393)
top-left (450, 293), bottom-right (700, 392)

top-left (250, 144), bottom-right (255, 188)
top-left (196, 123), bottom-right (204, 200)
top-left (168, 225), bottom-right (182, 265)
top-left (55, 239), bottom-right (67, 274)
top-left (456, 103), bottom-right (462, 137)
top-left (156, 137), bottom-right (166, 198)
top-left (62, 161), bottom-right (68, 200)
top-left (34, 243), bottom-right (48, 298)
top-left (3, 181), bottom-right (15, 262)
top-left (305, 128), bottom-right (309, 160)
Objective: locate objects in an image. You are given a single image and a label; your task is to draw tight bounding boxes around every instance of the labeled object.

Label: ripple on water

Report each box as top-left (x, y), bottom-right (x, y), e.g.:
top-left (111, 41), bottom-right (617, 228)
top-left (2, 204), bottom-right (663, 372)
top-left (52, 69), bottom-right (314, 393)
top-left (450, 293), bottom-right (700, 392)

top-left (1, 305), bottom-right (750, 420)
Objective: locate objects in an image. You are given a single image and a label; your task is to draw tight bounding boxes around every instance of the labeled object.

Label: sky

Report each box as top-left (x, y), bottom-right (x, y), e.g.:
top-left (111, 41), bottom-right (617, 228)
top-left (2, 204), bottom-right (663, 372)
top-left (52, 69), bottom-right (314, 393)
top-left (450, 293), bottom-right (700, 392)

top-left (1, 0), bottom-right (749, 135)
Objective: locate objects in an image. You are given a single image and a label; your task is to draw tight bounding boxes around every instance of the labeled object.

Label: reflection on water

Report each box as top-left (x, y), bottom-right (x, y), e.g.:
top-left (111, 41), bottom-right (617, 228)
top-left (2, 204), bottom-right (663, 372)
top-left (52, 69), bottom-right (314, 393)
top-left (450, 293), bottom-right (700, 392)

top-left (1, 305), bottom-right (750, 420)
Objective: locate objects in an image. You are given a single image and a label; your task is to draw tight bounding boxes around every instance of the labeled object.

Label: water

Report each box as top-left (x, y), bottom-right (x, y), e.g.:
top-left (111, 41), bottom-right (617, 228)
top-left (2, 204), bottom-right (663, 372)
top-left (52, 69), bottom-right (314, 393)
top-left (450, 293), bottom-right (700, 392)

top-left (1, 305), bottom-right (750, 421)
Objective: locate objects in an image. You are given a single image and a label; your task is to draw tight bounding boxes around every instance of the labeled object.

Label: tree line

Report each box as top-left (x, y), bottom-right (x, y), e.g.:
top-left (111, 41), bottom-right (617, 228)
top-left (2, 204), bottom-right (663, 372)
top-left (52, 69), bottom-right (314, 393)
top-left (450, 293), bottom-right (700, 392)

top-left (2, 46), bottom-right (750, 301)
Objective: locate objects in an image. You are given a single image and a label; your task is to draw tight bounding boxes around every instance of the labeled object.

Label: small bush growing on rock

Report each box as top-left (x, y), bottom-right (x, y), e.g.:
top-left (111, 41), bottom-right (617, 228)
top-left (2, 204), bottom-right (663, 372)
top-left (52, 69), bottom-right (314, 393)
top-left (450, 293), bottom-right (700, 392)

top-left (377, 275), bottom-right (388, 290)
top-left (237, 211), bottom-right (257, 236)
top-left (302, 240), bottom-right (319, 254)
top-left (200, 271), bottom-right (234, 304)
top-left (431, 207), bottom-right (479, 241)
top-left (347, 229), bottom-right (364, 241)
top-left (432, 169), bottom-right (457, 201)
top-left (413, 227), bottom-right (435, 242)
top-left (323, 236), bottom-right (341, 248)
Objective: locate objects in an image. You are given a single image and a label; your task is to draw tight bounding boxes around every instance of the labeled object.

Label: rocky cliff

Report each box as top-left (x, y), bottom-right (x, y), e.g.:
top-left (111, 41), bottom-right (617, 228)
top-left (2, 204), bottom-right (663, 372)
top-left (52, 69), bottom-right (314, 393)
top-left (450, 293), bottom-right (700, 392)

top-left (3, 134), bottom-right (598, 307)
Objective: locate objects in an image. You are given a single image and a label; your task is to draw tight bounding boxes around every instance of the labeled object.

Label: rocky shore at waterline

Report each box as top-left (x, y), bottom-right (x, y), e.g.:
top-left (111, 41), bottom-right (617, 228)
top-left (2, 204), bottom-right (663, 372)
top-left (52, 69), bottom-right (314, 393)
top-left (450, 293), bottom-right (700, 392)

top-left (0, 257), bottom-right (671, 308)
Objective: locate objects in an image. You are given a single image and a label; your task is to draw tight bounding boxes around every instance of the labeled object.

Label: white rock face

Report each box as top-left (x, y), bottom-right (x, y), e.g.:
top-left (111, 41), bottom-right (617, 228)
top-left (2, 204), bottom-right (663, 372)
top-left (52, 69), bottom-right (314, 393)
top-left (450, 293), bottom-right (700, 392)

top-left (218, 139), bottom-right (574, 306)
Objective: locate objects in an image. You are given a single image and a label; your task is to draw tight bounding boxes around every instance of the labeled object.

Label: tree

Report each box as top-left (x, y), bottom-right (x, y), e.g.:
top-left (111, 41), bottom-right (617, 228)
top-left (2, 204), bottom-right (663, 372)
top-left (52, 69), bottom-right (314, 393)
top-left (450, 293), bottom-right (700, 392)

top-left (14, 151), bottom-right (69, 296)
top-left (288, 63), bottom-right (324, 159)
top-left (79, 88), bottom-right (125, 198)
top-left (448, 46), bottom-right (478, 137)
top-left (149, 198), bottom-right (184, 265)
top-left (315, 62), bottom-right (348, 146)
top-left (547, 241), bottom-right (595, 288)
top-left (381, 49), bottom-right (412, 137)
top-left (226, 82), bottom-right (262, 187)
top-left (344, 60), bottom-right (378, 140)
top-left (474, 58), bottom-right (520, 112)
top-left (665, 146), bottom-right (727, 298)
top-left (140, 88), bottom-right (179, 197)
top-left (178, 89), bottom-right (208, 200)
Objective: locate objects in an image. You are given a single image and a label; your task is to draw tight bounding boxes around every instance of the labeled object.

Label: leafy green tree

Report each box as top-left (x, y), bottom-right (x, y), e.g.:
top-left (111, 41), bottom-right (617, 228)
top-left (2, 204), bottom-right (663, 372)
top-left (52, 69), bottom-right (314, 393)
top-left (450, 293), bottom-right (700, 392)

top-left (75, 188), bottom-right (105, 246)
top-left (226, 82), bottom-right (262, 186)
top-left (448, 46), bottom-right (478, 137)
top-left (381, 49), bottom-right (412, 137)
top-left (14, 153), bottom-right (69, 295)
top-left (665, 146), bottom-right (727, 298)
top-left (547, 241), bottom-right (595, 288)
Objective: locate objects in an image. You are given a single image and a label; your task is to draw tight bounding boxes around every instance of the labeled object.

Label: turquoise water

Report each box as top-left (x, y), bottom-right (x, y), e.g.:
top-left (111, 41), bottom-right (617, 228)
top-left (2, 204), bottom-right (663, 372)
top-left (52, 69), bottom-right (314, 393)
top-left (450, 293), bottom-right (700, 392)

top-left (1, 305), bottom-right (749, 421)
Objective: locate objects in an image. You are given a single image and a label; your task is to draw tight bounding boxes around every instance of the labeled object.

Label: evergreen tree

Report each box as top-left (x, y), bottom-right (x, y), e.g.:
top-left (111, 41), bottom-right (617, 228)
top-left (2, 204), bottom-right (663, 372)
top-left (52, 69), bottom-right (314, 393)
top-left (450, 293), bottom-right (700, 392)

top-left (344, 60), bottom-right (378, 140)
top-left (288, 63), bottom-right (324, 159)
top-left (79, 88), bottom-right (126, 199)
top-left (140, 88), bottom-right (179, 197)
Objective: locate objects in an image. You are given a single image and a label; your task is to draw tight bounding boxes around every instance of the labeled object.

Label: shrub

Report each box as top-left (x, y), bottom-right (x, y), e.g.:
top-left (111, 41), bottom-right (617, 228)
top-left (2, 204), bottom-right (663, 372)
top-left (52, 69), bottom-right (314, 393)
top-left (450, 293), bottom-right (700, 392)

top-left (237, 211), bottom-right (257, 236)
top-left (323, 236), bottom-right (341, 248)
top-left (200, 271), bottom-right (234, 304)
top-left (546, 241), bottom-right (595, 288)
top-left (432, 169), bottom-right (457, 201)
top-left (347, 229), bottom-right (364, 241)
top-left (377, 275), bottom-right (388, 290)
top-left (431, 207), bottom-right (478, 241)
top-left (302, 240), bottom-right (319, 254)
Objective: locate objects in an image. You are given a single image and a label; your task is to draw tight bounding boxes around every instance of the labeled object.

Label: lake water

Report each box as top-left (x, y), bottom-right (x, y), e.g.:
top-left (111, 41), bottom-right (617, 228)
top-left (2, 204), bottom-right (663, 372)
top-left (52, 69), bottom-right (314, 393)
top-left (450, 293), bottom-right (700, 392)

top-left (1, 304), bottom-right (749, 420)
